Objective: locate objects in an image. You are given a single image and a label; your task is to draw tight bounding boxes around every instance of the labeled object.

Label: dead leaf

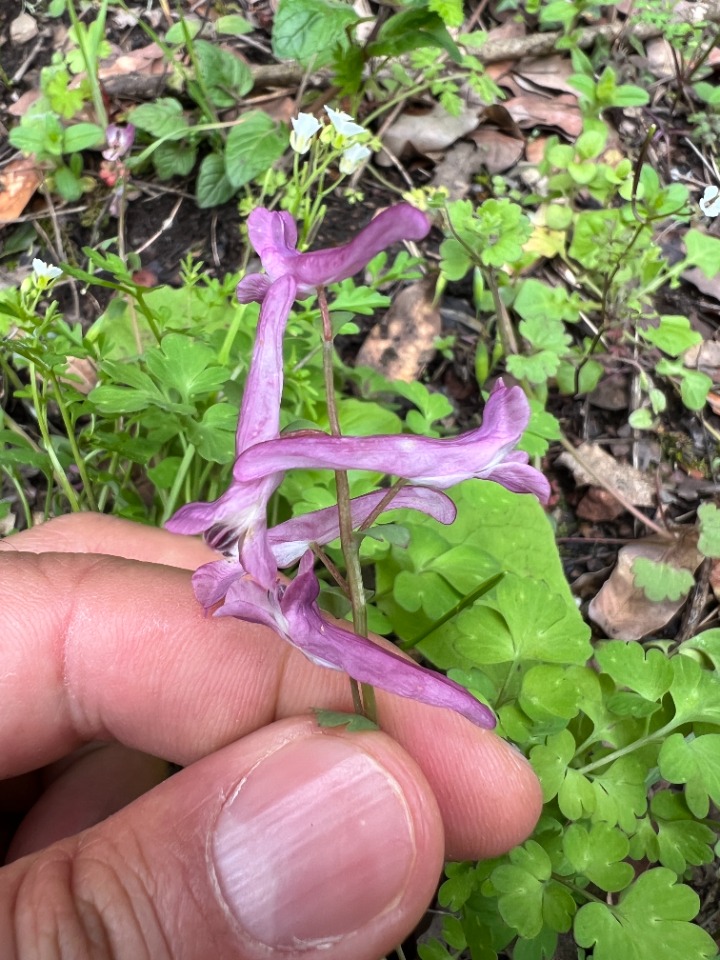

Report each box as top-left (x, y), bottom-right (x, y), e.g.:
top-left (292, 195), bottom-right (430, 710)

top-left (588, 533), bottom-right (702, 639)
top-left (682, 266), bottom-right (720, 302)
top-left (355, 278), bottom-right (440, 382)
top-left (8, 90), bottom-right (42, 117)
top-left (10, 12), bottom-right (38, 44)
top-left (430, 142), bottom-right (487, 201)
top-left (576, 487), bottom-right (626, 522)
top-left (645, 38), bottom-right (676, 78)
top-left (467, 128), bottom-right (524, 173)
top-left (377, 103), bottom-right (480, 165)
top-left (514, 55), bottom-right (577, 95)
top-left (503, 94), bottom-right (583, 138)
top-left (0, 157), bottom-right (42, 224)
top-left (557, 441), bottom-right (656, 507)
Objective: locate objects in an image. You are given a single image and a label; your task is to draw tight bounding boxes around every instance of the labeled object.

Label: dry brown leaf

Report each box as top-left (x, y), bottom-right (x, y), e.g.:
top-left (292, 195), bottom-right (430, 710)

top-left (557, 441), bottom-right (657, 506)
top-left (503, 93), bottom-right (582, 137)
top-left (682, 266), bottom-right (720, 302)
top-left (588, 533), bottom-right (702, 640)
top-left (10, 12), bottom-right (38, 44)
top-left (355, 279), bottom-right (440, 382)
top-left (684, 340), bottom-right (720, 382)
top-left (430, 142), bottom-right (486, 200)
top-left (467, 129), bottom-right (524, 173)
top-left (377, 103), bottom-right (480, 165)
top-left (97, 42), bottom-right (166, 81)
top-left (645, 38), bottom-right (676, 78)
top-left (514, 55), bottom-right (576, 95)
top-left (0, 157), bottom-right (42, 224)
top-left (8, 90), bottom-right (42, 117)
top-left (576, 487), bottom-right (626, 522)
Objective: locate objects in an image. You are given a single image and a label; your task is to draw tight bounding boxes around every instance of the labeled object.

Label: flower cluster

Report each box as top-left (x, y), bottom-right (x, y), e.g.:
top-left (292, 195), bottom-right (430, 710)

top-left (168, 204), bottom-right (550, 728)
top-left (290, 106), bottom-right (371, 175)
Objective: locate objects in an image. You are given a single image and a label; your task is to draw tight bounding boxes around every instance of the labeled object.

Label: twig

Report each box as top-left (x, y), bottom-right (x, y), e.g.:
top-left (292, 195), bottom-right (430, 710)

top-left (558, 433), bottom-right (670, 538)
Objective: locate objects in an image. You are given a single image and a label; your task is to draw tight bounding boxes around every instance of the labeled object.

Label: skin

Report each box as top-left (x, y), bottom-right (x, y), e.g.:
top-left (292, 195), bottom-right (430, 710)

top-left (0, 514), bottom-right (542, 960)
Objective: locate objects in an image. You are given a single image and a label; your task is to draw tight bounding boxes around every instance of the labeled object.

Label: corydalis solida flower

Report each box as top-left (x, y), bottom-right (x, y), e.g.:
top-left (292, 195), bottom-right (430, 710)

top-left (236, 203), bottom-right (430, 303)
top-left (231, 379), bottom-right (551, 503)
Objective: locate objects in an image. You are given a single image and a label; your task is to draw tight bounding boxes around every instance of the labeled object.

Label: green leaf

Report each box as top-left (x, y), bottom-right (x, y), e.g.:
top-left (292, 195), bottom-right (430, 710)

top-left (563, 823), bottom-right (634, 892)
top-left (613, 83), bottom-right (650, 107)
top-left (651, 791), bottom-right (717, 874)
top-left (145, 333), bottom-right (227, 402)
top-left (154, 140), bottom-right (197, 180)
top-left (62, 122), bottom-right (104, 153)
top-left (680, 369), bottom-right (712, 411)
top-left (9, 113), bottom-right (64, 157)
top-left (658, 733), bottom-right (720, 819)
top-left (314, 709), bottom-right (378, 731)
top-left (216, 13), bottom-right (254, 35)
top-left (130, 99), bottom-right (189, 140)
top-left (491, 841), bottom-right (574, 938)
top-left (428, 0), bottom-right (463, 27)
top-left (669, 655), bottom-right (720, 726)
top-left (530, 729), bottom-right (576, 801)
top-left (456, 573), bottom-right (592, 665)
top-left (595, 641), bottom-right (674, 701)
top-left (439, 237), bottom-right (472, 281)
top-left (631, 557), bottom-right (694, 602)
top-left (225, 111), bottom-right (288, 189)
top-left (574, 869), bottom-right (717, 960)
top-left (640, 315), bottom-right (702, 357)
top-left (698, 503), bottom-right (720, 557)
top-left (272, 0), bottom-right (359, 67)
top-left (165, 19), bottom-right (201, 43)
top-left (196, 153), bottom-right (236, 208)
top-left (53, 164), bottom-right (84, 201)
top-left (514, 279), bottom-right (581, 324)
top-left (684, 229), bottom-right (720, 277)
top-left (193, 40), bottom-right (253, 107)
top-left (187, 403), bottom-right (238, 464)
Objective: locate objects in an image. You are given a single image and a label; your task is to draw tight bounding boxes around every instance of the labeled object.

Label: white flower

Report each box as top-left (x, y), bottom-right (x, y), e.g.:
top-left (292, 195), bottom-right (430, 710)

top-left (339, 142), bottom-right (371, 175)
top-left (290, 113), bottom-right (322, 154)
top-left (700, 184), bottom-right (720, 217)
top-left (32, 258), bottom-right (62, 281)
top-left (324, 105), bottom-right (365, 138)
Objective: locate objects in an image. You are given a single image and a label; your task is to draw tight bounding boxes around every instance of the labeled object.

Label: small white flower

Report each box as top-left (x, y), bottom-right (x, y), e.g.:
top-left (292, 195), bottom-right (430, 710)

top-left (290, 113), bottom-right (322, 154)
top-left (324, 105), bottom-right (365, 138)
top-left (339, 142), bottom-right (371, 175)
top-left (32, 258), bottom-right (62, 281)
top-left (700, 184), bottom-right (720, 217)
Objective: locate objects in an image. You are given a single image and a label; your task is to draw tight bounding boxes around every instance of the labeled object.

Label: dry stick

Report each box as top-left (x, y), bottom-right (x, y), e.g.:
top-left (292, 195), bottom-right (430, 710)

top-left (317, 286), bottom-right (377, 723)
top-left (558, 434), bottom-right (670, 538)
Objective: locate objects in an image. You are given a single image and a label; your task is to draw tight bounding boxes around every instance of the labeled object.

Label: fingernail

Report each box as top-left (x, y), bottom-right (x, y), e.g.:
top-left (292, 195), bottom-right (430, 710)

top-left (212, 735), bottom-right (416, 948)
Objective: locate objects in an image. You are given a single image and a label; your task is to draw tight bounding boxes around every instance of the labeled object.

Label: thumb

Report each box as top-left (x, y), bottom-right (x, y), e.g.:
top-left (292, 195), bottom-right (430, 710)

top-left (1, 717), bottom-right (445, 960)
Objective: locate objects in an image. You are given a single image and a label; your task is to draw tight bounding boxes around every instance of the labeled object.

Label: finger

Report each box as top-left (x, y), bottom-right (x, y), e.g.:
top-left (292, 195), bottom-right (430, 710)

top-left (1, 550), bottom-right (541, 860)
top-left (0, 719), bottom-right (445, 960)
top-left (6, 744), bottom-right (168, 863)
top-left (0, 512), bottom-right (217, 569)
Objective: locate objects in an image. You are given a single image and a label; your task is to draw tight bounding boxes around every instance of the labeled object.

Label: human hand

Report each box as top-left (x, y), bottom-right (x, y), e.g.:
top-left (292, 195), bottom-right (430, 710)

top-left (0, 514), bottom-right (541, 960)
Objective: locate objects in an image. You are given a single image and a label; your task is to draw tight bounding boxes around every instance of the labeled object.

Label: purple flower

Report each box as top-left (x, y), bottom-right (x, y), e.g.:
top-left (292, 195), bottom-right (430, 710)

top-left (166, 275), bottom-right (297, 586)
top-left (231, 379), bottom-right (551, 502)
top-left (268, 486), bottom-right (456, 566)
top-left (201, 551), bottom-right (496, 728)
top-left (103, 123), bottom-right (136, 162)
top-left (236, 203), bottom-right (431, 303)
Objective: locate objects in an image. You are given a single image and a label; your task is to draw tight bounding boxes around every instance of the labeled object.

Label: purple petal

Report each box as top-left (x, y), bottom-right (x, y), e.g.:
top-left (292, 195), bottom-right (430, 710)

top-left (192, 557), bottom-right (245, 610)
top-left (165, 475), bottom-right (281, 555)
top-left (236, 275), bottom-right (296, 453)
top-left (288, 205), bottom-right (430, 290)
top-left (231, 382), bottom-right (547, 500)
top-left (243, 204), bottom-right (431, 299)
top-left (280, 554), bottom-right (496, 728)
top-left (267, 487), bottom-right (457, 567)
top-left (236, 274), bottom-right (272, 304)
top-left (486, 455), bottom-right (552, 502)
top-left (215, 570), bottom-right (287, 635)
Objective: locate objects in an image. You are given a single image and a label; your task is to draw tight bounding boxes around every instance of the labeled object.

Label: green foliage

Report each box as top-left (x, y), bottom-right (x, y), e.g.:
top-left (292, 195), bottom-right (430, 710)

top-left (272, 0), bottom-right (359, 66)
top-left (631, 557), bottom-right (695, 603)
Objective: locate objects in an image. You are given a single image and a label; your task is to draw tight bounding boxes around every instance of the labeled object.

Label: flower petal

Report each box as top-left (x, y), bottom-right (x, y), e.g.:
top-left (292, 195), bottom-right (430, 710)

top-left (235, 275), bottom-right (296, 452)
top-left (281, 554), bottom-right (496, 728)
top-left (231, 382), bottom-right (547, 500)
top-left (236, 273), bottom-right (272, 304)
top-left (267, 486), bottom-right (457, 567)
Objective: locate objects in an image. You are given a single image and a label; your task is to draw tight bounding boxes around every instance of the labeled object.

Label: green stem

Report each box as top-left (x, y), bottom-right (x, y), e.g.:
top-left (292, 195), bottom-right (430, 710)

top-left (577, 720), bottom-right (677, 776)
top-left (161, 441), bottom-right (196, 524)
top-left (399, 572), bottom-right (505, 650)
top-left (49, 372), bottom-right (98, 511)
top-left (317, 286), bottom-right (377, 723)
top-left (1, 468), bottom-right (32, 529)
top-left (28, 365), bottom-right (81, 512)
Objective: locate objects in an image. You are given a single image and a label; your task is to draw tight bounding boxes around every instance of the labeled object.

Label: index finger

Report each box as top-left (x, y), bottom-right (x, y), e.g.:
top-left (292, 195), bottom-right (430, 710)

top-left (1, 517), bottom-right (542, 859)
